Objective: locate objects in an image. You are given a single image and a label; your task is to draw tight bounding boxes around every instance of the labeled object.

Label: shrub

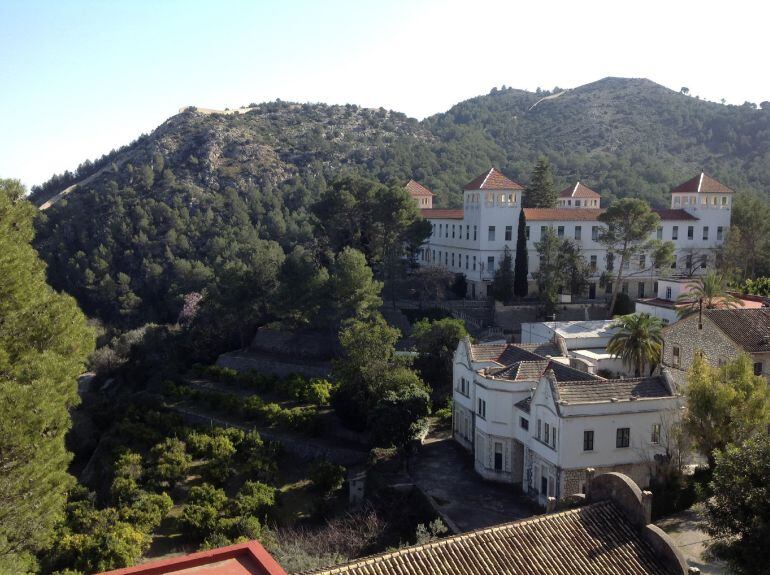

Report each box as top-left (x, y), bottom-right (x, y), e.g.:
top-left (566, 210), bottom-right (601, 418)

top-left (232, 481), bottom-right (277, 519)
top-left (149, 438), bottom-right (191, 489)
top-left (179, 484), bottom-right (228, 540)
top-left (119, 492), bottom-right (173, 533)
top-left (306, 379), bottom-right (333, 405)
top-left (309, 461), bottom-right (346, 497)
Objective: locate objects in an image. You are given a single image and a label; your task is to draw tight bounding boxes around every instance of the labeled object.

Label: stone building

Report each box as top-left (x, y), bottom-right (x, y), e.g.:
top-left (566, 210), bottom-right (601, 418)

top-left (661, 307), bottom-right (770, 383)
top-left (408, 169), bottom-right (734, 300)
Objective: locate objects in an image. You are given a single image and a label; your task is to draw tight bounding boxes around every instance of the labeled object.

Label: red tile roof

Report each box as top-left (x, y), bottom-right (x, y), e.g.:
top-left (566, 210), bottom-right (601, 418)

top-left (671, 172), bottom-right (735, 195)
top-left (420, 208), bottom-right (464, 219)
top-left (463, 168), bottom-right (524, 191)
top-left (523, 208), bottom-right (604, 221)
top-left (405, 179), bottom-right (435, 197)
top-left (95, 541), bottom-right (287, 575)
top-left (559, 182), bottom-right (600, 199)
top-left (651, 208), bottom-right (699, 221)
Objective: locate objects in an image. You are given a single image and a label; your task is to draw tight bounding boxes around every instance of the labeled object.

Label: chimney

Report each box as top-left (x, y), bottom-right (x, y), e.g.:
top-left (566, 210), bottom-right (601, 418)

top-left (584, 467), bottom-right (595, 499)
top-left (546, 497), bottom-right (557, 513)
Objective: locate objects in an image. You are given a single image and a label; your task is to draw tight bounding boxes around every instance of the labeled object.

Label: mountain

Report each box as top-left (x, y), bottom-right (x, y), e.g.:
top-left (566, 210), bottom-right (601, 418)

top-left (31, 78), bottom-right (770, 326)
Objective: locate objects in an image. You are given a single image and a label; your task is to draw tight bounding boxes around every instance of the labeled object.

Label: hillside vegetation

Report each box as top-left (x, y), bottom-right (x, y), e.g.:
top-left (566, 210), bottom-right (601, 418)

top-left (32, 78), bottom-right (770, 327)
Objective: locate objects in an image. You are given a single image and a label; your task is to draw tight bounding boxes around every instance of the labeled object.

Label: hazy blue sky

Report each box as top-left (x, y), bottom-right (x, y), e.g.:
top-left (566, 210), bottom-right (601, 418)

top-left (1, 0), bottom-right (767, 188)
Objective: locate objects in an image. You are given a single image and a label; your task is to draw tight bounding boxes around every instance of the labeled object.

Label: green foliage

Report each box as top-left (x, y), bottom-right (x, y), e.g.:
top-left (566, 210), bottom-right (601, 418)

top-left (513, 210), bottom-right (529, 297)
top-left (719, 194), bottom-right (770, 280)
top-left (0, 179), bottom-right (95, 573)
top-left (309, 461), bottom-right (346, 497)
top-left (491, 246), bottom-right (514, 303)
top-left (523, 156), bottom-right (557, 208)
top-left (149, 438), bottom-right (192, 489)
top-left (739, 276), bottom-right (770, 296)
top-left (533, 229), bottom-right (590, 315)
top-left (704, 433), bottom-right (770, 575)
top-left (118, 492), bottom-right (173, 534)
top-left (606, 313), bottom-right (663, 376)
top-left (232, 481), bottom-right (277, 519)
top-left (324, 247), bottom-right (383, 330)
top-left (450, 273), bottom-right (467, 298)
top-left (180, 483), bottom-right (229, 541)
top-left (675, 270), bottom-right (740, 316)
top-left (685, 354), bottom-right (770, 468)
top-left (414, 519), bottom-right (449, 545)
top-left (412, 318), bottom-right (468, 395)
top-left (369, 378), bottom-right (432, 449)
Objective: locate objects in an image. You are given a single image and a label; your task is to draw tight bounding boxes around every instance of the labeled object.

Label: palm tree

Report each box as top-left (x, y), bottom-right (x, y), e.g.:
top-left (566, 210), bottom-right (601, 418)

top-left (676, 270), bottom-right (741, 317)
top-left (606, 313), bottom-right (664, 377)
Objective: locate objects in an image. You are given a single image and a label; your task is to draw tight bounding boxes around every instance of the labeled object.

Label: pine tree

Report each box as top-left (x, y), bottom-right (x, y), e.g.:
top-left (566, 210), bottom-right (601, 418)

top-left (523, 157), bottom-right (557, 208)
top-left (513, 210), bottom-right (529, 297)
top-left (0, 179), bottom-right (95, 573)
top-left (491, 246), bottom-right (514, 303)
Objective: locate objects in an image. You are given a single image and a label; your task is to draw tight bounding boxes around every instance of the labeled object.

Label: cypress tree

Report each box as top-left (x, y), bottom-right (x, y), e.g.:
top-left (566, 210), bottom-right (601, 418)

top-left (513, 210), bottom-right (529, 297)
top-left (0, 179), bottom-right (95, 573)
top-left (524, 157), bottom-right (557, 208)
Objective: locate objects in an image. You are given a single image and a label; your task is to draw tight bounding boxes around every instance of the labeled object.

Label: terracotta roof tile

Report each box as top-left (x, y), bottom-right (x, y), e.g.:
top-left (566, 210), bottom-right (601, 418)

top-left (705, 308), bottom-right (770, 352)
top-left (671, 172), bottom-right (735, 195)
top-left (304, 501), bottom-right (675, 575)
top-left (420, 208), bottom-right (464, 219)
top-left (405, 179), bottom-right (435, 197)
top-left (464, 168), bottom-right (524, 191)
top-left (554, 376), bottom-right (673, 404)
top-left (523, 208), bottom-right (604, 221)
top-left (559, 182), bottom-right (601, 199)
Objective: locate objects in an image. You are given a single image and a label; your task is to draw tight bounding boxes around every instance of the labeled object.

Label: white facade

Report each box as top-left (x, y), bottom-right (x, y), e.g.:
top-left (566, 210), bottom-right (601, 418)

top-left (452, 338), bottom-right (683, 505)
top-left (417, 170), bottom-right (733, 300)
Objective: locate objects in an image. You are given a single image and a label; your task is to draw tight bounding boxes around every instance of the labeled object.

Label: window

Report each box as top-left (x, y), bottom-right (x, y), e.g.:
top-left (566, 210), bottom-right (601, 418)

top-left (540, 226), bottom-right (547, 238)
top-left (465, 255), bottom-right (469, 270)
top-left (431, 249), bottom-right (435, 262)
top-left (583, 430), bottom-right (594, 451)
top-left (505, 225), bottom-right (512, 241)
top-left (575, 200), bottom-right (581, 207)
top-left (473, 225), bottom-right (477, 241)
top-left (525, 226), bottom-right (530, 240)
top-left (494, 442), bottom-right (503, 471)
top-left (717, 226), bottom-right (724, 240)
top-left (520, 417), bottom-right (529, 430)
top-left (616, 427), bottom-right (630, 448)
top-left (590, 255), bottom-right (597, 271)
top-left (624, 258), bottom-right (630, 270)
top-left (687, 226), bottom-right (694, 240)
top-left (703, 226), bottom-right (709, 240)
top-left (544, 423), bottom-right (550, 444)
top-left (488, 226), bottom-right (496, 241)
top-left (487, 256), bottom-right (495, 273)
top-left (638, 283), bottom-right (645, 298)
top-left (551, 429), bottom-right (557, 449)
top-left (674, 196), bottom-right (681, 205)
top-left (606, 253), bottom-right (614, 271)
top-left (460, 377), bottom-right (470, 396)
top-left (605, 281), bottom-right (613, 294)
top-left (473, 256), bottom-right (476, 271)
top-left (672, 226), bottom-right (679, 240)
top-left (557, 226), bottom-right (564, 238)
top-left (445, 225), bottom-right (449, 238)
top-left (639, 254), bottom-right (646, 269)
top-left (575, 225), bottom-right (582, 240)
top-left (754, 362), bottom-right (763, 376)
top-left (537, 419), bottom-right (542, 439)
top-left (657, 226), bottom-right (663, 240)
top-left (665, 286), bottom-right (672, 300)
top-left (452, 224), bottom-right (456, 239)
top-left (466, 225), bottom-right (470, 240)
top-left (451, 253), bottom-right (455, 266)
top-left (673, 346), bottom-right (681, 368)
top-left (700, 255), bottom-right (708, 269)
top-left (721, 196), bottom-right (728, 206)
top-left (444, 252), bottom-right (448, 265)
top-left (477, 398), bottom-right (486, 419)
top-left (591, 226), bottom-right (599, 241)
top-left (651, 424), bottom-right (661, 444)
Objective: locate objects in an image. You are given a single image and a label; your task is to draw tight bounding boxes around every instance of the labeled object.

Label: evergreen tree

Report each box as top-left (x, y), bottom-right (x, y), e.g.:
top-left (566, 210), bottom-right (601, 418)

top-left (513, 210), bottom-right (529, 297)
top-left (491, 246), bottom-right (514, 303)
top-left (0, 179), bottom-right (95, 573)
top-left (523, 157), bottom-right (557, 208)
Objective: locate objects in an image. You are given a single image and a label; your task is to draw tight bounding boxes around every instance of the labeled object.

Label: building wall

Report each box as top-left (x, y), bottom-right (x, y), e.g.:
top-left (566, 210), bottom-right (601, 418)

top-left (661, 315), bottom-right (742, 371)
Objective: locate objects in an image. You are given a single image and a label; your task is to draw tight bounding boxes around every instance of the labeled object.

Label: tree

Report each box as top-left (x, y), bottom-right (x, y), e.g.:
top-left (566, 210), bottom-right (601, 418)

top-left (724, 194), bottom-right (770, 280)
top-left (680, 87), bottom-right (689, 95)
top-left (324, 247), bottom-right (383, 332)
top-left (598, 198), bottom-right (674, 317)
top-left (491, 246), bottom-right (514, 303)
top-left (232, 481), bottom-right (276, 520)
top-left (703, 433), bottom-right (770, 575)
top-left (606, 313), bottom-right (663, 376)
top-left (412, 318), bottom-right (468, 396)
top-left (150, 438), bottom-right (192, 489)
top-left (559, 239), bottom-right (591, 296)
top-left (533, 227), bottom-right (562, 316)
top-left (309, 461), bottom-right (346, 497)
top-left (179, 484), bottom-right (229, 541)
top-left (370, 378), bottom-right (431, 452)
top-left (0, 180), bottom-right (95, 574)
top-left (685, 354), bottom-right (770, 468)
top-left (523, 157), bottom-right (557, 208)
top-left (740, 276), bottom-right (770, 296)
top-left (513, 210), bottom-right (529, 297)
top-left (675, 270), bottom-right (740, 317)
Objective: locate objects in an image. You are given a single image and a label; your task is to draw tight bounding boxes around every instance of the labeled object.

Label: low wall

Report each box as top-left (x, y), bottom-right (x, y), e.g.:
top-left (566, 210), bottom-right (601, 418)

top-left (217, 351), bottom-right (331, 378)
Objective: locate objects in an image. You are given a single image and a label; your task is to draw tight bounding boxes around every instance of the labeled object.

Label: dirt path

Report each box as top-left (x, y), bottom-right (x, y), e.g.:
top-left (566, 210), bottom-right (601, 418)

top-left (656, 505), bottom-right (727, 574)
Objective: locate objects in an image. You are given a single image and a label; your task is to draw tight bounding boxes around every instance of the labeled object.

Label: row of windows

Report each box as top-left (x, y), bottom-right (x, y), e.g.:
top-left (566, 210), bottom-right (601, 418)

top-left (673, 194), bottom-right (729, 207)
top-left (670, 344), bottom-right (764, 375)
top-left (536, 419), bottom-right (557, 449)
top-left (465, 192), bottom-right (518, 205)
top-left (558, 198), bottom-right (599, 208)
top-left (581, 425), bottom-right (660, 451)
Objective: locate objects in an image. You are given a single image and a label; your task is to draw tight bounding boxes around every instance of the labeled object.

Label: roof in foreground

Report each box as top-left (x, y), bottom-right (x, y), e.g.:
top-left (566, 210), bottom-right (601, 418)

top-left (405, 179), bottom-right (435, 197)
top-left (96, 541), bottom-right (287, 575)
top-left (705, 308), bottom-right (770, 352)
top-left (304, 500), bottom-right (675, 575)
top-left (559, 181), bottom-right (601, 198)
top-left (670, 172), bottom-right (735, 195)
top-left (420, 208), bottom-right (464, 219)
top-left (463, 168), bottom-right (524, 191)
top-left (554, 375), bottom-right (673, 404)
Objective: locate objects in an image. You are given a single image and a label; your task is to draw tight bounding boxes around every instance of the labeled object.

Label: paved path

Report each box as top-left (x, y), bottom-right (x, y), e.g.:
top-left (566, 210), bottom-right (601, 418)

top-left (409, 433), bottom-right (535, 533)
top-left (657, 505), bottom-right (727, 575)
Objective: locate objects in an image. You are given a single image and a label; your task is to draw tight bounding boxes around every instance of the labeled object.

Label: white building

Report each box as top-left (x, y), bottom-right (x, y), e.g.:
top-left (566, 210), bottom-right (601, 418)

top-left (452, 338), bottom-right (683, 505)
top-left (410, 169), bottom-right (734, 300)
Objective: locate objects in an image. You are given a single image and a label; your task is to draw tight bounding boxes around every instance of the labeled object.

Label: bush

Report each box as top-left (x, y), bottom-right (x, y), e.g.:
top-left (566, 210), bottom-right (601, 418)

top-left (611, 292), bottom-right (634, 316)
top-left (179, 484), bottom-right (228, 541)
top-left (149, 438), bottom-right (191, 489)
top-left (309, 461), bottom-right (346, 497)
top-left (306, 379), bottom-right (333, 405)
top-left (119, 492), bottom-right (173, 533)
top-left (232, 481), bottom-right (276, 519)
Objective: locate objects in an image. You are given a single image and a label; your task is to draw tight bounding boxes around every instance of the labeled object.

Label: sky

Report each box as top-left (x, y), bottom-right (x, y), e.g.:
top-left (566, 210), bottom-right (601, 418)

top-left (1, 0), bottom-right (768, 189)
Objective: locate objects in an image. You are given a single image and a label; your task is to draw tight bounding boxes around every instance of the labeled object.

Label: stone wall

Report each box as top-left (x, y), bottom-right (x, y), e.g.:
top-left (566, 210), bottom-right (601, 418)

top-left (217, 350), bottom-right (331, 378)
top-left (661, 315), bottom-right (741, 373)
top-left (563, 462), bottom-right (654, 497)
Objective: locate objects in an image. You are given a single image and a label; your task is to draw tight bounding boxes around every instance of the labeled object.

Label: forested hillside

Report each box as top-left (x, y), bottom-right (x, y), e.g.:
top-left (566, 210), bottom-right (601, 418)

top-left (32, 78), bottom-right (770, 328)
